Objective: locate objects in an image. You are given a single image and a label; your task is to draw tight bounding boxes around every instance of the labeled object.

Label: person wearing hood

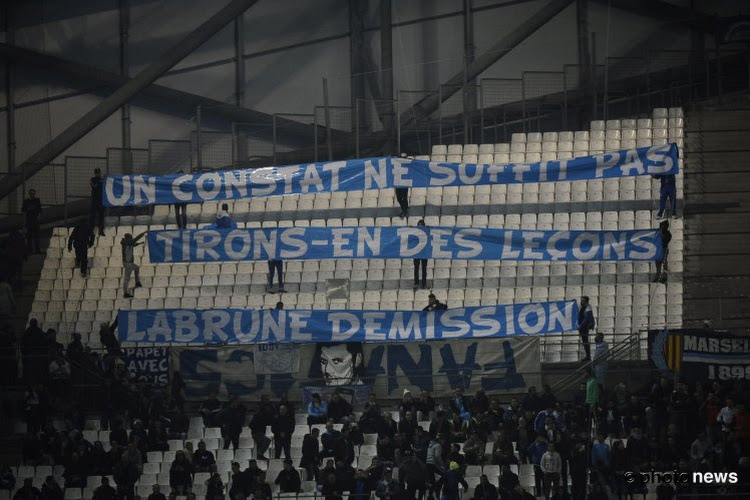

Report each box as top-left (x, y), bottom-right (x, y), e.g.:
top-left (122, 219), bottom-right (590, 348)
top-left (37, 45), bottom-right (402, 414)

top-left (654, 220), bottom-right (672, 283)
top-left (436, 461), bottom-right (468, 500)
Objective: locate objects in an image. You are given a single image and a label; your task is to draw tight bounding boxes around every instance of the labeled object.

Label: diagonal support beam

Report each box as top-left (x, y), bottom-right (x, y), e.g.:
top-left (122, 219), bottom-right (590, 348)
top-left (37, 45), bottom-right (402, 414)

top-left (400, 0), bottom-right (575, 127)
top-left (0, 0), bottom-right (259, 202)
top-left (0, 42), bottom-right (322, 145)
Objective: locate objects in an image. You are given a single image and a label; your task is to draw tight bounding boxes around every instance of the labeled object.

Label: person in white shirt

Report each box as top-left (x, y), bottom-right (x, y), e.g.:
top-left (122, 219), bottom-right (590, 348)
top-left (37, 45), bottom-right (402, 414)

top-left (540, 442), bottom-right (562, 500)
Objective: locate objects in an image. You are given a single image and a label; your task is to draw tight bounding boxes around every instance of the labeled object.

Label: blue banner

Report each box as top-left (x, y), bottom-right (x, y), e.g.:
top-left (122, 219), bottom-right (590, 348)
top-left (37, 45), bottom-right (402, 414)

top-left (147, 226), bottom-right (662, 262)
top-left (118, 301), bottom-right (578, 344)
top-left (104, 144), bottom-right (679, 206)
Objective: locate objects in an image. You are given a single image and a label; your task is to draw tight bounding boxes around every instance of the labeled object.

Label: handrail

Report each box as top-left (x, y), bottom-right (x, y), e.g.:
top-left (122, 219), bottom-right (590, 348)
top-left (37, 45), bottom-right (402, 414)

top-left (550, 329), bottom-right (644, 394)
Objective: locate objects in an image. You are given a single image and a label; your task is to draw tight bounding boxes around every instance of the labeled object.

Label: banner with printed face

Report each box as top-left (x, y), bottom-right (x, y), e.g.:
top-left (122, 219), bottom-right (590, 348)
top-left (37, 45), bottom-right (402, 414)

top-left (123, 346), bottom-right (170, 385)
top-left (171, 337), bottom-right (541, 400)
top-left (118, 301), bottom-right (577, 344)
top-left (648, 329), bottom-right (750, 383)
top-left (104, 143), bottom-right (680, 206)
top-left (146, 227), bottom-right (662, 263)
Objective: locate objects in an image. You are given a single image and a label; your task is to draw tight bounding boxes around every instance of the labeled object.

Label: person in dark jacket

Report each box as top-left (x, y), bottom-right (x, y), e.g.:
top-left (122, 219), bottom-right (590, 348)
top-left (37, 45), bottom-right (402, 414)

top-left (272, 404), bottom-right (295, 459)
top-left (321, 420), bottom-right (341, 458)
top-left (39, 477), bottom-right (62, 500)
top-left (13, 479), bottom-right (40, 500)
top-left (321, 472), bottom-right (343, 500)
top-left (90, 167), bottom-right (105, 236)
top-left (228, 462), bottom-right (250, 500)
top-left (21, 189), bottom-right (42, 254)
top-left (654, 220), bottom-right (672, 283)
top-left (192, 440), bottom-right (216, 472)
top-left (301, 427), bottom-right (321, 481)
top-left (577, 296), bottom-right (595, 361)
top-left (654, 174), bottom-right (677, 219)
top-left (328, 393), bottom-right (353, 423)
top-left (399, 449), bottom-right (428, 500)
top-left (114, 452), bottom-right (140, 500)
top-left (395, 187), bottom-right (409, 218)
top-left (275, 459), bottom-right (301, 493)
top-left (350, 469), bottom-right (372, 500)
top-left (145, 485), bottom-right (166, 500)
top-left (436, 462), bottom-right (468, 500)
top-left (220, 396), bottom-right (246, 451)
top-left (413, 219), bottom-right (427, 289)
top-left (334, 428), bottom-right (355, 466)
top-left (92, 476), bottom-right (117, 500)
top-left (473, 474), bottom-right (499, 500)
top-left (0, 464), bottom-right (15, 490)
top-left (423, 293), bottom-right (447, 311)
top-left (252, 471), bottom-right (272, 500)
top-left (205, 474), bottom-right (224, 500)
top-left (67, 220), bottom-right (94, 278)
top-left (169, 450), bottom-right (193, 495)
top-left (249, 408), bottom-right (271, 460)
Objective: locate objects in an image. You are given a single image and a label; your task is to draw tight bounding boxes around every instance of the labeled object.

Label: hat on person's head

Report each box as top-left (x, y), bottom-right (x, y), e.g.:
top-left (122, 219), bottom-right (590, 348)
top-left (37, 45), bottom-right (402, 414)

top-left (449, 461), bottom-right (460, 471)
top-left (403, 389), bottom-right (411, 396)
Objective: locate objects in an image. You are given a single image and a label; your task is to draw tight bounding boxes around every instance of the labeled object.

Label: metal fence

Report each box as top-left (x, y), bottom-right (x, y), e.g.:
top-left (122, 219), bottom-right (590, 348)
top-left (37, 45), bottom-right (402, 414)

top-left (0, 48), bottom-right (747, 219)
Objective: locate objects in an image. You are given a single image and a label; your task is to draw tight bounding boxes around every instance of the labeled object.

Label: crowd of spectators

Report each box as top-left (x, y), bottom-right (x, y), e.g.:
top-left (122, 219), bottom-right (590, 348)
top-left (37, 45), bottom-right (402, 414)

top-left (1, 347), bottom-right (749, 500)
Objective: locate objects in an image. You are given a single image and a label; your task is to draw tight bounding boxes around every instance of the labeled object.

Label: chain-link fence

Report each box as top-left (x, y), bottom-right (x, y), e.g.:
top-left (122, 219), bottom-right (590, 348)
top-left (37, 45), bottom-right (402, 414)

top-left (190, 130), bottom-right (233, 171)
top-left (522, 71), bottom-right (565, 132)
top-left (106, 148), bottom-right (148, 175)
top-left (480, 78), bottom-right (523, 143)
top-left (148, 139), bottom-right (192, 175)
top-left (272, 114), bottom-right (315, 164)
top-left (397, 90), bottom-right (438, 154)
top-left (355, 99), bottom-right (397, 156)
top-left (313, 105), bottom-right (354, 161)
top-left (233, 122), bottom-right (273, 165)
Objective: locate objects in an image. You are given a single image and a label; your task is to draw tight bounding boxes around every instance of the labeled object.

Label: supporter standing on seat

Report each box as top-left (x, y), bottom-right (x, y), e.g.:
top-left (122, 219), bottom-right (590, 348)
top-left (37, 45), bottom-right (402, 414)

top-left (395, 153), bottom-right (411, 218)
top-left (592, 333), bottom-right (609, 388)
top-left (267, 259), bottom-right (284, 293)
top-left (174, 170), bottom-right (188, 229)
top-left (90, 168), bottom-right (106, 236)
top-left (220, 395), bottom-right (247, 451)
top-left (216, 203), bottom-right (236, 229)
top-left (413, 219), bottom-right (428, 290)
top-left (68, 220), bottom-right (94, 278)
top-left (272, 404), bottom-right (294, 459)
top-left (423, 293), bottom-right (447, 311)
top-left (121, 231), bottom-right (146, 298)
top-left (654, 173), bottom-right (677, 219)
top-left (577, 296), bottom-right (595, 361)
top-left (654, 220), bottom-right (672, 283)
top-left (21, 189), bottom-right (42, 254)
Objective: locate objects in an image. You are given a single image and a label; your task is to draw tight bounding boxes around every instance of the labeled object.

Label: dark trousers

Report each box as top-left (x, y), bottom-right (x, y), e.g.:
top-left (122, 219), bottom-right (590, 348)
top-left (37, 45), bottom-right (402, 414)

top-left (413, 259), bottom-right (427, 288)
top-left (26, 222), bottom-right (40, 253)
top-left (175, 204), bottom-right (187, 228)
top-left (406, 482), bottom-right (426, 500)
top-left (579, 327), bottom-right (591, 359)
top-left (223, 432), bottom-right (239, 450)
top-left (268, 260), bottom-right (284, 288)
top-left (542, 472), bottom-right (559, 500)
top-left (658, 186), bottom-right (677, 217)
top-left (274, 435), bottom-right (291, 459)
top-left (253, 433), bottom-right (271, 459)
top-left (74, 246), bottom-right (89, 276)
top-left (396, 188), bottom-right (409, 214)
top-left (655, 248), bottom-right (669, 281)
top-left (90, 201), bottom-right (105, 235)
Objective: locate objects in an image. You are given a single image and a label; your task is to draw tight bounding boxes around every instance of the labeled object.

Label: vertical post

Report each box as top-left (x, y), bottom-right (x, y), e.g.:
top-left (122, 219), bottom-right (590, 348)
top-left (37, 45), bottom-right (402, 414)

top-left (272, 115), bottom-right (278, 165)
top-left (5, 4), bottom-right (18, 212)
top-left (196, 105), bottom-right (202, 170)
top-left (576, 0), bottom-right (590, 87)
top-left (313, 109), bottom-right (319, 163)
top-left (349, 0), bottom-right (366, 132)
top-left (590, 32), bottom-right (597, 120)
top-left (234, 13), bottom-right (248, 164)
top-left (603, 56), bottom-right (609, 121)
top-left (462, 0), bottom-right (476, 144)
top-left (380, 0), bottom-right (394, 155)
top-left (355, 99), bottom-right (360, 158)
top-left (63, 161), bottom-right (68, 224)
top-left (119, 0), bottom-right (132, 169)
top-left (438, 86), bottom-right (443, 143)
top-left (323, 78), bottom-right (333, 161)
top-left (396, 91), bottom-right (401, 154)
